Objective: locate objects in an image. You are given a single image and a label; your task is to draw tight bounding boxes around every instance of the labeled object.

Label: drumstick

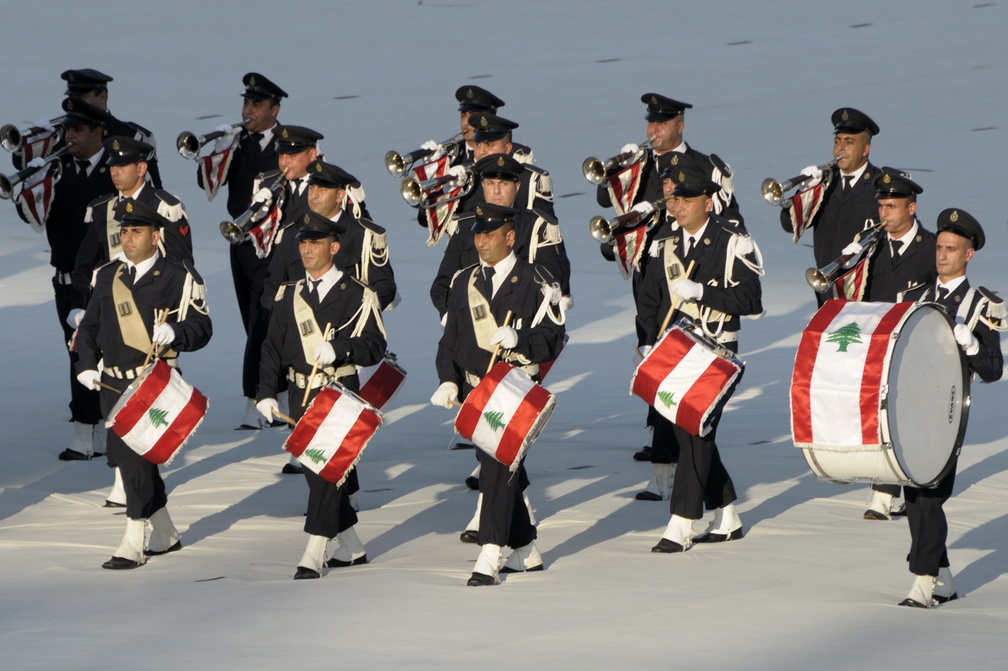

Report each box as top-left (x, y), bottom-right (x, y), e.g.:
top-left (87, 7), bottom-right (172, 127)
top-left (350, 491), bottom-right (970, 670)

top-left (486, 310), bottom-right (514, 375)
top-left (96, 380), bottom-right (124, 394)
top-left (302, 322), bottom-right (334, 408)
top-left (659, 261), bottom-right (696, 335)
top-left (273, 410), bottom-right (297, 426)
top-left (142, 308), bottom-right (171, 370)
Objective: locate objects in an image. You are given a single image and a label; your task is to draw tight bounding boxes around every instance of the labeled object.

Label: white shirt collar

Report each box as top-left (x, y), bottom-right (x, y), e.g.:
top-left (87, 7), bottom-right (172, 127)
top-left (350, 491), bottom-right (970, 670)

top-left (305, 265), bottom-right (342, 302)
top-left (936, 275), bottom-right (967, 294)
top-left (841, 161), bottom-right (869, 183)
top-left (889, 220), bottom-right (919, 246)
top-left (126, 250), bottom-right (160, 282)
top-left (481, 252), bottom-right (517, 298)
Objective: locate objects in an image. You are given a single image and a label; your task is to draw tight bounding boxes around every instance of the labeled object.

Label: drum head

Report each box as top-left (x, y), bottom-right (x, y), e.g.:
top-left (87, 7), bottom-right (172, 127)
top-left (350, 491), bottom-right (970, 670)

top-left (886, 305), bottom-right (969, 487)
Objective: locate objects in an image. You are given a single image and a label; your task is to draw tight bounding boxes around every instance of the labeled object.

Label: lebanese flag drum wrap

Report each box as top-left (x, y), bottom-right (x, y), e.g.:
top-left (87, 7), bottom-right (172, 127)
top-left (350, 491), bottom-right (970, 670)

top-left (105, 360), bottom-right (208, 465)
top-left (631, 324), bottom-right (744, 437)
top-left (356, 355), bottom-right (407, 410)
top-left (283, 384), bottom-right (383, 487)
top-left (455, 362), bottom-right (556, 471)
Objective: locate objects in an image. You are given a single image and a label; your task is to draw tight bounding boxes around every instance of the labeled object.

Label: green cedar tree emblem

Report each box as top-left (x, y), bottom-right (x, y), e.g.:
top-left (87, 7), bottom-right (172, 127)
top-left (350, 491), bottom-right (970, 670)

top-left (303, 448), bottom-right (326, 464)
top-left (483, 410), bottom-right (506, 432)
top-left (826, 322), bottom-right (863, 352)
top-left (148, 408), bottom-right (169, 429)
top-left (657, 391), bottom-right (677, 408)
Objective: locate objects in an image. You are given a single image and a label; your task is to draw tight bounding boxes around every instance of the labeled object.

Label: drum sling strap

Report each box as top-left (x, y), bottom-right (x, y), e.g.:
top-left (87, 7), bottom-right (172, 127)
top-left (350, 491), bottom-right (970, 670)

top-left (291, 280), bottom-right (365, 383)
top-left (660, 239), bottom-right (739, 343)
top-left (466, 268), bottom-right (500, 355)
top-left (111, 265), bottom-right (179, 360)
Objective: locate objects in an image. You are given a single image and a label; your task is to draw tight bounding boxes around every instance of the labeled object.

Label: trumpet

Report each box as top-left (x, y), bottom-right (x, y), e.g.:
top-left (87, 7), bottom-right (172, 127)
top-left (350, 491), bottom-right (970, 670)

top-left (219, 168), bottom-right (288, 244)
top-left (176, 121), bottom-right (247, 161)
top-left (384, 132), bottom-right (464, 177)
top-left (806, 220), bottom-right (887, 293)
top-left (0, 118), bottom-right (63, 153)
top-left (399, 167), bottom-right (473, 209)
top-left (761, 157), bottom-right (840, 207)
top-left (581, 136), bottom-right (655, 185)
top-left (589, 195), bottom-right (669, 243)
top-left (0, 148), bottom-right (67, 199)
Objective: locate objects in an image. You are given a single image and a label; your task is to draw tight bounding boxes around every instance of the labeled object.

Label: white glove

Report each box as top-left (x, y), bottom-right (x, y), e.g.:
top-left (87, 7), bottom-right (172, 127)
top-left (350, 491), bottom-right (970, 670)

top-left (559, 295), bottom-right (574, 312)
top-left (66, 308), bottom-right (85, 329)
top-left (445, 165), bottom-right (468, 182)
top-left (152, 323), bottom-right (175, 347)
top-left (256, 398), bottom-right (279, 422)
top-left (841, 240), bottom-right (865, 269)
top-left (630, 201), bottom-right (654, 216)
top-left (386, 291), bottom-right (402, 311)
top-left (620, 142), bottom-right (644, 162)
top-left (672, 279), bottom-right (703, 303)
top-left (214, 125), bottom-right (241, 153)
top-left (490, 326), bottom-right (518, 349)
top-left (540, 281), bottom-right (562, 305)
top-left (27, 157), bottom-right (47, 170)
top-left (33, 118), bottom-right (55, 133)
top-left (799, 165), bottom-right (824, 187)
top-left (430, 382), bottom-right (459, 409)
top-left (420, 140), bottom-right (445, 161)
top-left (252, 186), bottom-right (273, 205)
top-left (77, 369), bottom-right (101, 391)
top-left (312, 342), bottom-right (336, 365)
top-left (954, 324), bottom-right (980, 356)
top-left (214, 124), bottom-right (235, 134)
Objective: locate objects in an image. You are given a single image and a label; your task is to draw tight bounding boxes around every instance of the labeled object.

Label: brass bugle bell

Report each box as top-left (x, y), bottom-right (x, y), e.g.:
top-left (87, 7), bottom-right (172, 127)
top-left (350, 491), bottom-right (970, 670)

top-left (581, 136), bottom-right (655, 185)
top-left (384, 132), bottom-right (463, 177)
top-left (176, 121), bottom-right (246, 161)
top-left (399, 166), bottom-right (473, 209)
top-left (761, 157), bottom-right (840, 207)
top-left (0, 117), bottom-right (64, 153)
top-left (589, 195), bottom-right (669, 243)
top-left (0, 147), bottom-right (67, 199)
top-left (218, 168), bottom-right (288, 244)
top-left (805, 220), bottom-right (887, 293)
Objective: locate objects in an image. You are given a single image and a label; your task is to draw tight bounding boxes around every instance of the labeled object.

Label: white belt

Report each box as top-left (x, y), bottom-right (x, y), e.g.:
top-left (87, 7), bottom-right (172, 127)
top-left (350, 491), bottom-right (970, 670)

top-left (288, 365), bottom-right (356, 390)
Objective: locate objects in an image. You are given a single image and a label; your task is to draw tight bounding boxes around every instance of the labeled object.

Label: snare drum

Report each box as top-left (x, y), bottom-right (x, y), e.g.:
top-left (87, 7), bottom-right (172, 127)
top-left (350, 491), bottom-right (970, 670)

top-left (356, 354), bottom-right (407, 410)
top-left (791, 300), bottom-right (969, 487)
top-left (455, 362), bottom-right (556, 471)
top-left (631, 319), bottom-right (745, 437)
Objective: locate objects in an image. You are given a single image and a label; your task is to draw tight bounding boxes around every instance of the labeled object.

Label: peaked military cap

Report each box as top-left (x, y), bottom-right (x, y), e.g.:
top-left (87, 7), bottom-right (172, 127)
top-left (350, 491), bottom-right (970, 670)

top-left (104, 136), bottom-right (153, 166)
top-left (874, 167), bottom-right (923, 199)
top-left (469, 112), bottom-right (519, 142)
top-left (660, 151), bottom-right (703, 180)
top-left (295, 210), bottom-right (346, 241)
top-left (61, 69), bottom-right (113, 96)
top-left (274, 125), bottom-right (323, 154)
top-left (831, 107), bottom-right (880, 136)
top-left (306, 160), bottom-right (359, 189)
top-left (641, 93), bottom-right (692, 122)
top-left (670, 168), bottom-right (719, 198)
top-left (936, 208), bottom-right (984, 251)
top-left (241, 72), bottom-right (288, 102)
top-left (116, 198), bottom-right (165, 228)
top-left (455, 85), bottom-right (505, 113)
top-left (61, 97), bottom-right (110, 127)
top-left (474, 153), bottom-right (523, 181)
top-left (471, 203), bottom-right (518, 234)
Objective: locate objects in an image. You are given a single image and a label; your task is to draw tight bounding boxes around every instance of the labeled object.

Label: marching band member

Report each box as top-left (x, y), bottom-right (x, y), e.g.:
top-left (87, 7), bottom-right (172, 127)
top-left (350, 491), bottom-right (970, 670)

top-left (635, 168), bottom-right (763, 553)
top-left (74, 199), bottom-right (212, 569)
top-left (779, 108), bottom-right (881, 307)
top-left (15, 98), bottom-right (114, 462)
top-left (255, 211), bottom-right (386, 580)
top-left (843, 168), bottom-right (937, 520)
top-left (896, 209), bottom-right (1003, 607)
top-left (431, 204), bottom-right (565, 585)
top-left (194, 73), bottom-right (289, 431)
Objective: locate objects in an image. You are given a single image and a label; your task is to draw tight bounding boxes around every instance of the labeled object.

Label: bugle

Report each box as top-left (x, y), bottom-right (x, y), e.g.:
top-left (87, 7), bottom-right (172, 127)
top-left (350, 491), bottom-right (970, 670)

top-left (0, 118), bottom-right (63, 153)
top-left (581, 136), bottom-right (655, 185)
top-left (0, 148), bottom-right (67, 199)
top-left (384, 132), bottom-right (464, 177)
top-left (589, 195), bottom-right (669, 243)
top-left (399, 167), bottom-right (473, 209)
top-left (805, 220), bottom-right (887, 293)
top-left (761, 157), bottom-right (840, 207)
top-left (176, 121), bottom-right (247, 161)
top-left (218, 168), bottom-right (287, 244)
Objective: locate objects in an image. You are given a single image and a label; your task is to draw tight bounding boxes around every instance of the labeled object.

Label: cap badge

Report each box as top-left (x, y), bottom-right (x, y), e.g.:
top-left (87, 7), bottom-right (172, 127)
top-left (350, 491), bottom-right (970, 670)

top-left (303, 214), bottom-right (311, 224)
top-left (315, 163), bottom-right (322, 172)
top-left (950, 210), bottom-right (959, 222)
top-left (112, 139), bottom-right (120, 151)
top-left (883, 174), bottom-right (891, 183)
top-left (66, 100), bottom-right (74, 111)
top-left (475, 206), bottom-right (484, 216)
top-left (842, 110), bottom-right (850, 121)
top-left (68, 73), bottom-right (75, 82)
top-left (125, 202), bottom-right (133, 213)
top-left (678, 171), bottom-right (685, 182)
top-left (480, 116), bottom-right (488, 128)
top-left (496, 156), bottom-right (505, 167)
top-left (282, 128), bottom-right (289, 139)
top-left (466, 88), bottom-right (474, 99)
top-left (250, 75), bottom-right (257, 86)
top-left (650, 95), bottom-right (658, 105)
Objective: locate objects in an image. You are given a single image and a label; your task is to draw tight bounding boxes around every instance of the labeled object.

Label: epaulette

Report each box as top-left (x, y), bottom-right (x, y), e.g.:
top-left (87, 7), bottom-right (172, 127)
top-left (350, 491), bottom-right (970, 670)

top-left (84, 204), bottom-right (95, 224)
top-left (451, 263), bottom-right (480, 289)
top-left (358, 216), bottom-right (386, 235)
top-left (525, 164), bottom-right (549, 177)
top-left (533, 263), bottom-right (557, 286)
top-left (708, 153), bottom-right (733, 178)
top-left (275, 279), bottom-right (301, 302)
top-left (529, 207), bottom-right (558, 227)
top-left (347, 275), bottom-right (370, 291)
top-left (123, 120), bottom-right (156, 147)
top-left (155, 192), bottom-right (185, 222)
top-left (978, 286), bottom-right (1007, 323)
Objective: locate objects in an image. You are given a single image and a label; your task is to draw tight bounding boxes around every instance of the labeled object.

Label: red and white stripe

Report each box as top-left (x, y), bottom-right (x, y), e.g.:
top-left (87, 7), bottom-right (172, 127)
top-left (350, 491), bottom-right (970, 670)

top-left (791, 300), bottom-right (914, 448)
top-left (787, 181), bottom-right (826, 243)
top-left (606, 160), bottom-right (643, 216)
top-left (357, 357), bottom-right (406, 410)
top-left (199, 147), bottom-right (234, 201)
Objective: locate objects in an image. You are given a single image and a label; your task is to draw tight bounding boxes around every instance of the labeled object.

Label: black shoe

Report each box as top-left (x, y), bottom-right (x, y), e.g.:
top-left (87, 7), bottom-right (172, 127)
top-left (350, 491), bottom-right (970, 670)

top-left (450, 441), bottom-right (475, 451)
top-left (863, 509), bottom-right (889, 521)
top-left (464, 476), bottom-right (480, 491)
top-left (651, 538), bottom-right (686, 553)
top-left (890, 503), bottom-right (908, 518)
top-left (235, 423), bottom-right (262, 431)
top-left (102, 556), bottom-right (143, 570)
top-left (459, 530), bottom-right (479, 544)
top-left (501, 564), bottom-right (544, 574)
top-left (898, 597), bottom-right (929, 608)
top-left (145, 540), bottom-right (182, 557)
top-left (633, 446), bottom-right (652, 461)
top-left (294, 566), bottom-right (320, 580)
top-left (92, 451), bottom-right (105, 459)
top-left (694, 528), bottom-right (744, 543)
top-left (269, 419), bottom-right (287, 428)
top-left (635, 490), bottom-right (663, 501)
top-left (933, 592), bottom-right (959, 604)
top-left (281, 463), bottom-right (304, 475)
top-left (58, 448), bottom-right (91, 461)
top-left (104, 500), bottom-right (126, 508)
top-left (466, 572), bottom-right (497, 586)
top-left (326, 555), bottom-right (368, 568)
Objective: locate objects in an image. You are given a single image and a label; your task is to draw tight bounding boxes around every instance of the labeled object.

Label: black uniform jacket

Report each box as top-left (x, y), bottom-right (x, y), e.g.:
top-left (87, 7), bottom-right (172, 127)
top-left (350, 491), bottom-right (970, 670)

top-left (862, 220), bottom-right (937, 302)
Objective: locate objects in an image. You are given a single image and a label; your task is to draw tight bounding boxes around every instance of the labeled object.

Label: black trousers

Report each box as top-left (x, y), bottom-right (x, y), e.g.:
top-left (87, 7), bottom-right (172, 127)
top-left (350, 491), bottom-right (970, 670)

top-left (668, 419), bottom-right (737, 520)
top-left (55, 278), bottom-right (101, 425)
top-left (100, 380), bottom-right (166, 520)
top-left (649, 413), bottom-right (681, 464)
top-left (903, 457), bottom-right (956, 576)
top-left (288, 385), bottom-right (358, 538)
top-left (476, 452), bottom-right (535, 549)
top-left (230, 242), bottom-right (271, 399)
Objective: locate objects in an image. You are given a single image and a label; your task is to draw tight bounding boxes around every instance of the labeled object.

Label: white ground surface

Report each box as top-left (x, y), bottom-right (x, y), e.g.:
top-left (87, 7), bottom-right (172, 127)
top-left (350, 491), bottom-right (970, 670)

top-left (1, 2), bottom-right (1007, 669)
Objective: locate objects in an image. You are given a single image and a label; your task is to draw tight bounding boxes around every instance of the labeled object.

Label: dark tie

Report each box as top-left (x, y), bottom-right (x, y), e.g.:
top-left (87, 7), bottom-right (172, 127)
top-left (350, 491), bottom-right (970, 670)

top-left (248, 132), bottom-right (264, 158)
top-left (76, 159), bottom-right (89, 180)
top-left (127, 266), bottom-right (136, 288)
top-left (936, 286), bottom-right (949, 302)
top-left (890, 240), bottom-right (903, 260)
top-left (307, 278), bottom-right (322, 307)
top-left (843, 175), bottom-right (853, 191)
top-left (482, 266), bottom-right (495, 299)
top-left (684, 236), bottom-right (694, 258)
